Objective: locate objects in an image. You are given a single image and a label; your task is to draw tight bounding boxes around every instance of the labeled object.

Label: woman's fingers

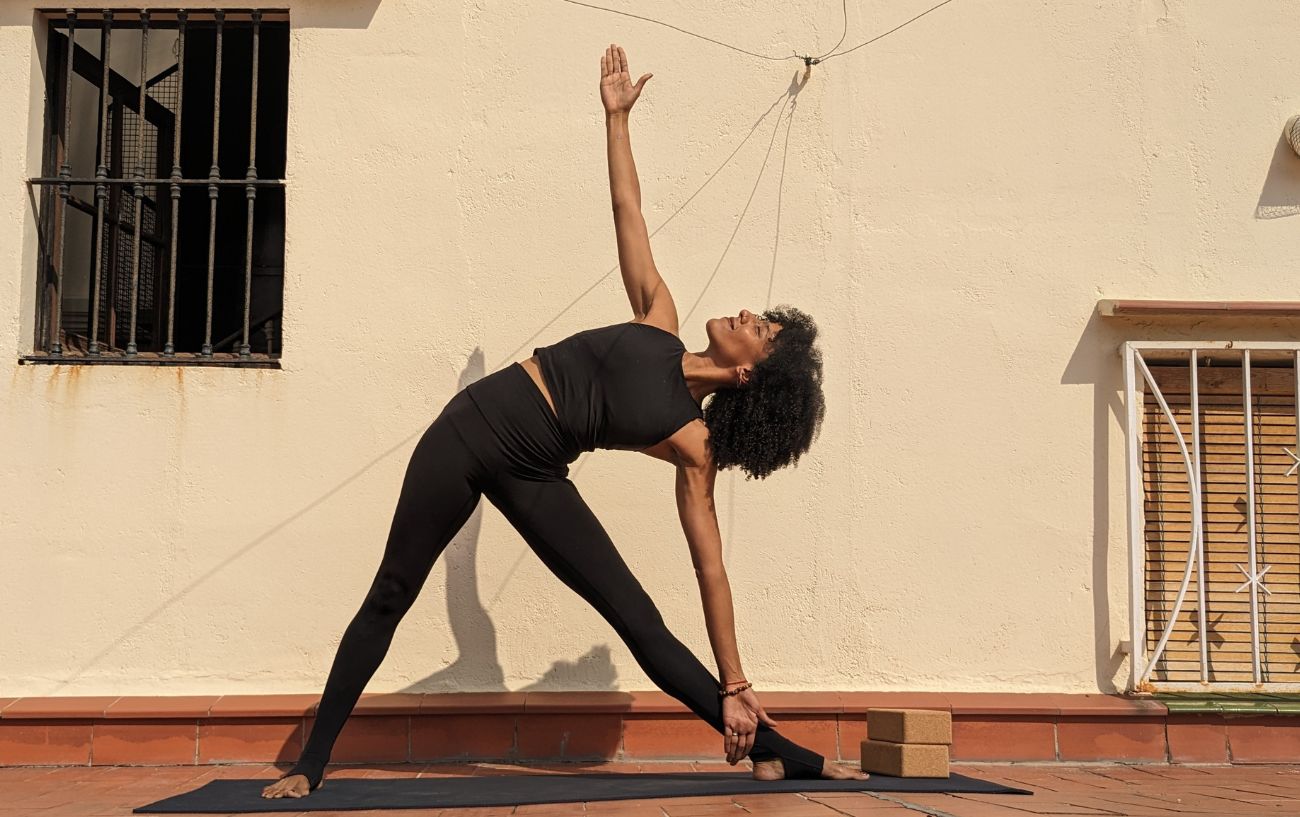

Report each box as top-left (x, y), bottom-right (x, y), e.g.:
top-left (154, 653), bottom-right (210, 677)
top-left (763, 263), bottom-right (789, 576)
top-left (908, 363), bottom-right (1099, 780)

top-left (724, 719), bottom-right (757, 764)
top-left (617, 44), bottom-right (628, 74)
top-left (724, 724), bottom-right (741, 763)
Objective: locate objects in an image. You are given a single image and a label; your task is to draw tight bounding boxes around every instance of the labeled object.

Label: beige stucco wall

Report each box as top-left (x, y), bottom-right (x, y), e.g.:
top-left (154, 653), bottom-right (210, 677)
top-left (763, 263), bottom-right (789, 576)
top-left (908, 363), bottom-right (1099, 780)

top-left (3, 1), bottom-right (1299, 699)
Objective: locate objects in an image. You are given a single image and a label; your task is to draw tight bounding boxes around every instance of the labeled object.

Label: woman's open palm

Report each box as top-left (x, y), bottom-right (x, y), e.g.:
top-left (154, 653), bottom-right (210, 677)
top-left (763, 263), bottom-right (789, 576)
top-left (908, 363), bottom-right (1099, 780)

top-left (600, 44), bottom-right (652, 114)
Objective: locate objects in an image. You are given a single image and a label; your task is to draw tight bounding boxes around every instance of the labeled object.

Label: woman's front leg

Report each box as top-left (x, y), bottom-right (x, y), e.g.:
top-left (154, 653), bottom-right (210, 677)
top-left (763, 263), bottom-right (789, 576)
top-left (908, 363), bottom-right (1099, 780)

top-left (484, 474), bottom-right (835, 779)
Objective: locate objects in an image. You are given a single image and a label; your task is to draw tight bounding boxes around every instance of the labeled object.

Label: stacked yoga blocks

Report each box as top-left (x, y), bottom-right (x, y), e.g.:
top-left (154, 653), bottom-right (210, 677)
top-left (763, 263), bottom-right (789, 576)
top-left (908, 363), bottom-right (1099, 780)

top-left (860, 708), bottom-right (952, 778)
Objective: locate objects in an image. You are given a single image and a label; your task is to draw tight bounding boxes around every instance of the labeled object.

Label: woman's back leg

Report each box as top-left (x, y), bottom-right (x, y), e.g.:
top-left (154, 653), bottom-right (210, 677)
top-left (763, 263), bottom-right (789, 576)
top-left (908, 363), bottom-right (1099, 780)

top-left (284, 409), bottom-right (485, 791)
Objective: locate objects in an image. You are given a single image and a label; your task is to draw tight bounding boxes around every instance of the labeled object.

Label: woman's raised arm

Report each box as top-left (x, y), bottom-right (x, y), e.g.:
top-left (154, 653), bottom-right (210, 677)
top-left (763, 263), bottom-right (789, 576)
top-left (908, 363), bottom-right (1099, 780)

top-left (601, 44), bottom-right (676, 329)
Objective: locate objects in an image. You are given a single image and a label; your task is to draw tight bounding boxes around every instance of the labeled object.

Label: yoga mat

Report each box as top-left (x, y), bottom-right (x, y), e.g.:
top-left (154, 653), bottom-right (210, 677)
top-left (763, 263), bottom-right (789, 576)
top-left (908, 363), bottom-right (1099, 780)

top-left (134, 770), bottom-right (1032, 812)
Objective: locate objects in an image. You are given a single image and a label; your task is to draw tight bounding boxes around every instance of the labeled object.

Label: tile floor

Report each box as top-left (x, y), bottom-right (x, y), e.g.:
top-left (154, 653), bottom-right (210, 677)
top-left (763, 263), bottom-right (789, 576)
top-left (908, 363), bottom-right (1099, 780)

top-left (1, 760), bottom-right (1297, 816)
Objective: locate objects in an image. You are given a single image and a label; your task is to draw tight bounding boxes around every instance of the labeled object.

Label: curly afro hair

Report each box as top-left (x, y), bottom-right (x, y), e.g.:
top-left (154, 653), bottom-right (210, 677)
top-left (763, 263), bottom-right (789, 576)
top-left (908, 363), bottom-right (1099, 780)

top-left (702, 304), bottom-right (826, 480)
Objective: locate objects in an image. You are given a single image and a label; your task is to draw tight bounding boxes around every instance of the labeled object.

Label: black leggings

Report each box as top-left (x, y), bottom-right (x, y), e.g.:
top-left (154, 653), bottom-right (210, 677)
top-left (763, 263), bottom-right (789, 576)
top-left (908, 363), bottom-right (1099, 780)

top-left (286, 363), bottom-right (825, 789)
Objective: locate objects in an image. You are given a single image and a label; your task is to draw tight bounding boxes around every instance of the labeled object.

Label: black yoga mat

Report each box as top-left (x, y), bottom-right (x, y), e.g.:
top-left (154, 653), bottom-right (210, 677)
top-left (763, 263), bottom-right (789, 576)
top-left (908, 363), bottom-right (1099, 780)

top-left (134, 770), bottom-right (1032, 813)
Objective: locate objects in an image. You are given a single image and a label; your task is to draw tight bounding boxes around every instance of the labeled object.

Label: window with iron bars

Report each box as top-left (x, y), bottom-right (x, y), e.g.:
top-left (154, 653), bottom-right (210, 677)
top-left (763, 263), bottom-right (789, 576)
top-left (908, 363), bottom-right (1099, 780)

top-left (27, 9), bottom-right (288, 367)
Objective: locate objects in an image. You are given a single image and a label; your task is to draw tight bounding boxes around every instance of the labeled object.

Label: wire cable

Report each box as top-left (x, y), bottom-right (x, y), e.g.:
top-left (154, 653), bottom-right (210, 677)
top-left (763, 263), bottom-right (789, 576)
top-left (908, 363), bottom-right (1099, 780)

top-left (561, 0), bottom-right (960, 67)
top-left (765, 98), bottom-right (796, 311)
top-left (560, 0), bottom-right (798, 62)
top-left (811, 0), bottom-right (849, 62)
top-left (820, 0), bottom-right (957, 62)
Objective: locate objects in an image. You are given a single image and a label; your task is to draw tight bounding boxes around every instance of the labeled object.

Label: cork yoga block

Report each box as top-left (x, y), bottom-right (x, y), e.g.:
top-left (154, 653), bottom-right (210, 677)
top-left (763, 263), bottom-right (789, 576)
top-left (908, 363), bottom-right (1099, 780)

top-left (860, 739), bottom-right (950, 778)
top-left (866, 708), bottom-right (952, 745)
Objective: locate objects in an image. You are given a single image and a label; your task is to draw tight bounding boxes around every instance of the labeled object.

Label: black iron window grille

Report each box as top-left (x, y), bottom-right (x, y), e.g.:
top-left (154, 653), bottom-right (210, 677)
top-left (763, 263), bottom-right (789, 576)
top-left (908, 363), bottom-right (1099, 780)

top-left (27, 9), bottom-right (289, 367)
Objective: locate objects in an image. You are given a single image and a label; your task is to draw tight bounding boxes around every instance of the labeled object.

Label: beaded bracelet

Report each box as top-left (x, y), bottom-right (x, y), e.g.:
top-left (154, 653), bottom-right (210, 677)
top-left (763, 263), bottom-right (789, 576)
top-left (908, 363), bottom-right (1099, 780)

top-left (718, 681), bottom-right (752, 698)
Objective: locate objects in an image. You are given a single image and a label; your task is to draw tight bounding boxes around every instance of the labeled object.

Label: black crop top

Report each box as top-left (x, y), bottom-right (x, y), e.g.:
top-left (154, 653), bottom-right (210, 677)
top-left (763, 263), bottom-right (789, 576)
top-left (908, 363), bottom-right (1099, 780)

top-left (533, 321), bottom-right (704, 453)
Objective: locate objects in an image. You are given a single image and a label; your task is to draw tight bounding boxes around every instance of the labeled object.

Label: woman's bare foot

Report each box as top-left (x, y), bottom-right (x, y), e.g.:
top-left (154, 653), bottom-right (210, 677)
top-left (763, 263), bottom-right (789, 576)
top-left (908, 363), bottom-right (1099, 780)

top-left (751, 757), bottom-right (869, 781)
top-left (260, 773), bottom-right (319, 798)
top-left (751, 758), bottom-right (784, 781)
top-left (820, 761), bottom-right (870, 780)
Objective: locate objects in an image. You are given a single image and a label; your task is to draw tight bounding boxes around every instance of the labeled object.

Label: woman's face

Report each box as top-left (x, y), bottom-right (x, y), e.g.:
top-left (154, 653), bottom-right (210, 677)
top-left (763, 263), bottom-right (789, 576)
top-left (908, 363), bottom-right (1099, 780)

top-left (705, 309), bottom-right (783, 368)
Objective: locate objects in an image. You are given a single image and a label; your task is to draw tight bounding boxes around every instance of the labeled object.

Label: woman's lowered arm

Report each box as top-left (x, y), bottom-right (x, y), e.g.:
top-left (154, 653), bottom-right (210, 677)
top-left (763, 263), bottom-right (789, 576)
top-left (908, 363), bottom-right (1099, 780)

top-left (674, 450), bottom-right (746, 686)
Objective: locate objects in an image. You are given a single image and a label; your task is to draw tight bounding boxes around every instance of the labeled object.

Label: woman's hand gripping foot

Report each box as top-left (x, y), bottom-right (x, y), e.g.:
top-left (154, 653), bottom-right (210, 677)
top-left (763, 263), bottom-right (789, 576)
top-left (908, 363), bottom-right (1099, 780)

top-left (261, 773), bottom-right (320, 798)
top-left (721, 686), bottom-right (868, 781)
top-left (751, 758), bottom-right (870, 781)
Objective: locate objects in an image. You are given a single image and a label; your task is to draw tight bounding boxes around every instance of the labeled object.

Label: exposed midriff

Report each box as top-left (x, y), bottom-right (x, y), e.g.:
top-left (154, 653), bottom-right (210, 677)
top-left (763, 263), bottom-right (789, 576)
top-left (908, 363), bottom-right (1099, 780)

top-left (519, 355), bottom-right (559, 420)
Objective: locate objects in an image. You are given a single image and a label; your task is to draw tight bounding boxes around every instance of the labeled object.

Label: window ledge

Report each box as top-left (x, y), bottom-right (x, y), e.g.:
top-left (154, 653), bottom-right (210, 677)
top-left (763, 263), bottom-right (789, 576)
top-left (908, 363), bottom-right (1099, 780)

top-left (20, 354), bottom-right (281, 369)
top-left (1098, 299), bottom-right (1300, 318)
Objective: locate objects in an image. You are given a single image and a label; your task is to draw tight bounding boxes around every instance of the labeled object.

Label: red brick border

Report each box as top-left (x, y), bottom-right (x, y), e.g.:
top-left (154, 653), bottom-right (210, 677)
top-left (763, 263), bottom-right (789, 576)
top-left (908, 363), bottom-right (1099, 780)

top-left (1, 692), bottom-right (1296, 767)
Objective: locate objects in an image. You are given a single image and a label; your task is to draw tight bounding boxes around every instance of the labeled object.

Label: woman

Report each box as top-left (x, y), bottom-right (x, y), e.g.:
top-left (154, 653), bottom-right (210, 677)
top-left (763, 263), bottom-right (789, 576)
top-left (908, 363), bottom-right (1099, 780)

top-left (262, 43), bottom-right (862, 799)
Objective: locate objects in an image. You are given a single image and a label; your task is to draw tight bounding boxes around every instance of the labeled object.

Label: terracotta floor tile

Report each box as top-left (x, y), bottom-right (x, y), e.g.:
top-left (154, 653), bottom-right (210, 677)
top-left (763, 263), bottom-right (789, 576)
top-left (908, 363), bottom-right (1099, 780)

top-left (642, 761), bottom-right (696, 773)
top-left (1129, 765), bottom-right (1218, 779)
top-left (862, 795), bottom-right (992, 816)
top-left (513, 802), bottom-right (589, 815)
top-left (416, 761), bottom-right (486, 777)
top-left (720, 805), bottom-right (839, 814)
top-left (651, 793), bottom-right (740, 806)
top-left (953, 795), bottom-right (1119, 814)
top-left (815, 805), bottom-right (928, 816)
top-left (804, 792), bottom-right (904, 807)
top-left (316, 812), bottom-right (446, 817)
top-left (1082, 794), bottom-right (1190, 814)
top-left (659, 804), bottom-right (746, 816)
top-left (685, 761), bottom-right (736, 772)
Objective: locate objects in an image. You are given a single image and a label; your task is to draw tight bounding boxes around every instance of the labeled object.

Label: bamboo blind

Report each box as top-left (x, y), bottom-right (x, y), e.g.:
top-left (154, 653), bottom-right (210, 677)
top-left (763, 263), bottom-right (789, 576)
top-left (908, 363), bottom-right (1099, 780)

top-left (1142, 365), bottom-right (1300, 684)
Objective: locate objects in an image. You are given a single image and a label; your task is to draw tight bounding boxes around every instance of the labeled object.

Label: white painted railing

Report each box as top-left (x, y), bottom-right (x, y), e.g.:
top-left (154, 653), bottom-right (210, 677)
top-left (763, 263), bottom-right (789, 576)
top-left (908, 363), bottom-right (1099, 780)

top-left (1122, 341), bottom-right (1300, 692)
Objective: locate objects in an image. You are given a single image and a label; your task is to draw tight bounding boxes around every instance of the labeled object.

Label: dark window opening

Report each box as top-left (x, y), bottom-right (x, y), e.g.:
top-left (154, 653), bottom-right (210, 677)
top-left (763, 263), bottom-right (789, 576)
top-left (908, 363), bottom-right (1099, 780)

top-left (28, 9), bottom-right (289, 366)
